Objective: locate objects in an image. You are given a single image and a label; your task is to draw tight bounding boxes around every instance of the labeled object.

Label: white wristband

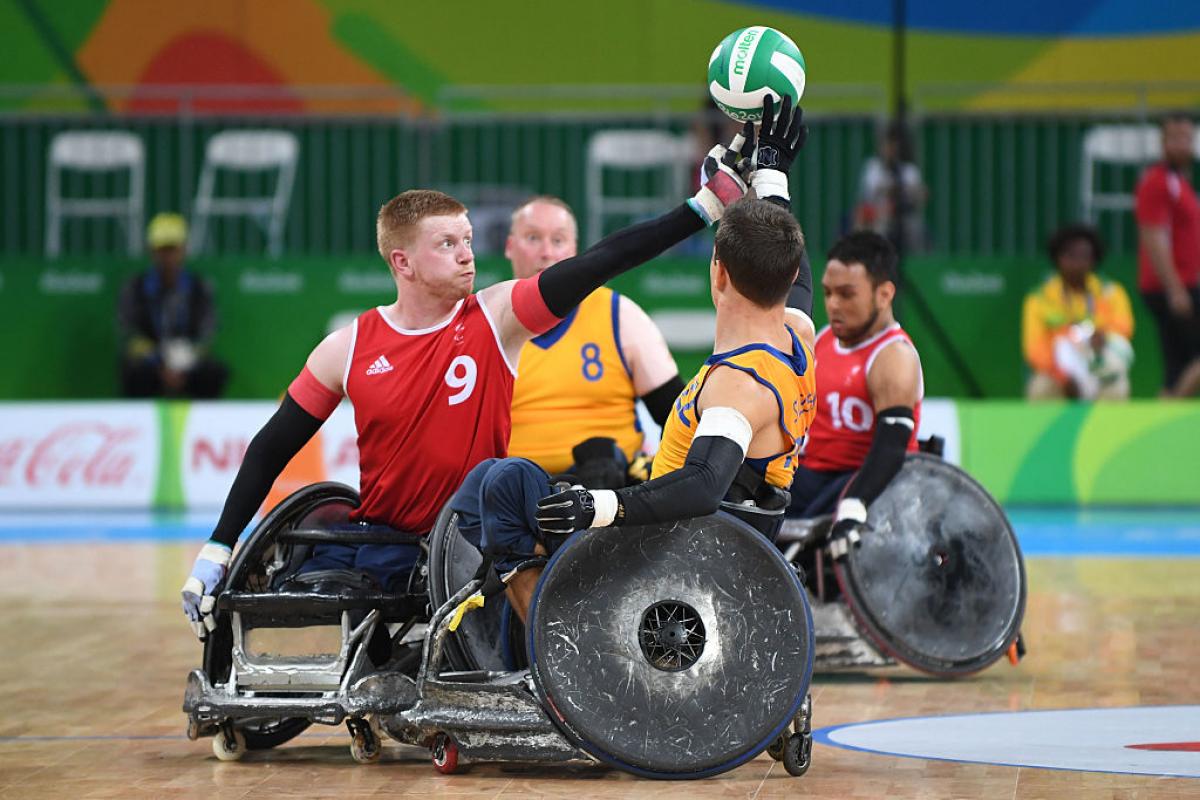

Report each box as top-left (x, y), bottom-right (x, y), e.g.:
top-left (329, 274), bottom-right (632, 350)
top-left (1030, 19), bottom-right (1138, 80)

top-left (590, 490), bottom-right (619, 528)
top-left (835, 497), bottom-right (868, 524)
top-left (751, 168), bottom-right (789, 203)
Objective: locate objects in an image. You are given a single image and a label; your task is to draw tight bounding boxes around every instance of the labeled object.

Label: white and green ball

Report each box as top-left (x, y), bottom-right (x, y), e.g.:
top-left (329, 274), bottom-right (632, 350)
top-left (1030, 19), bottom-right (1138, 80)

top-left (707, 26), bottom-right (806, 122)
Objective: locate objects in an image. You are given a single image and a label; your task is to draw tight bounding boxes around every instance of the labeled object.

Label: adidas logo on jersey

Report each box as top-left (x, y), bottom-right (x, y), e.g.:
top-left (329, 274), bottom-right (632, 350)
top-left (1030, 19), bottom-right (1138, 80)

top-left (365, 355), bottom-right (394, 375)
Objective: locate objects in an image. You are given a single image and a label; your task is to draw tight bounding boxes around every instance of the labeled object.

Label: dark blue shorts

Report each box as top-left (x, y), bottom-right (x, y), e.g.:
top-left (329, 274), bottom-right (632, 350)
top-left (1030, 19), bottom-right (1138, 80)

top-left (787, 465), bottom-right (855, 518)
top-left (450, 457), bottom-right (555, 574)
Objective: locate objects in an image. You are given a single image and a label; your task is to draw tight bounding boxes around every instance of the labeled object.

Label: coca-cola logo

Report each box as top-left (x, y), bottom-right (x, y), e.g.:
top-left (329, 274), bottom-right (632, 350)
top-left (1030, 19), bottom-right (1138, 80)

top-left (0, 422), bottom-right (142, 488)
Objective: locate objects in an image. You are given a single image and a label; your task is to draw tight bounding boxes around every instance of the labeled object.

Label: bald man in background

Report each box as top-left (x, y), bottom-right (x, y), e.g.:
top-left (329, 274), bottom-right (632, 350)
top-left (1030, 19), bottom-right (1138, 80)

top-left (504, 197), bottom-right (683, 486)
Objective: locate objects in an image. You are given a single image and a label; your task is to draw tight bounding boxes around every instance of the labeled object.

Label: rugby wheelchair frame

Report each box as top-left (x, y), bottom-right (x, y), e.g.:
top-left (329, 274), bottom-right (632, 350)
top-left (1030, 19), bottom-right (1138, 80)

top-left (184, 483), bottom-right (817, 778)
top-left (183, 482), bottom-right (429, 762)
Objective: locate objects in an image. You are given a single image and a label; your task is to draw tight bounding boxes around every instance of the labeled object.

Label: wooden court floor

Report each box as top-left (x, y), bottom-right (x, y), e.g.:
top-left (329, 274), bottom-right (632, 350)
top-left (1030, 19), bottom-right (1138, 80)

top-left (1, 542), bottom-right (1198, 799)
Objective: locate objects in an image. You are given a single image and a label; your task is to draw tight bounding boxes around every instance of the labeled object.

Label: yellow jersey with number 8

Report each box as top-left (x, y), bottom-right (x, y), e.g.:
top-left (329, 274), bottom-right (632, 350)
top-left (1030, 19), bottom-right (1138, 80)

top-left (509, 288), bottom-right (641, 474)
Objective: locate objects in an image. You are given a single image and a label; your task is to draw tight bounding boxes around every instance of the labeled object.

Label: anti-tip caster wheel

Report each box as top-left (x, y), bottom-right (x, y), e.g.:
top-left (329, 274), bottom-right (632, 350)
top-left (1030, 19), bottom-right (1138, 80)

top-left (347, 718), bottom-right (381, 764)
top-left (431, 732), bottom-right (464, 775)
top-left (782, 731), bottom-right (812, 777)
top-left (212, 725), bottom-right (247, 762)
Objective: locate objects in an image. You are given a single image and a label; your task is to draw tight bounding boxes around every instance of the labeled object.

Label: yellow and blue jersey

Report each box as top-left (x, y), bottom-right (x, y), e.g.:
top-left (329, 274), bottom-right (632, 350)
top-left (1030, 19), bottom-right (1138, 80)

top-left (509, 287), bottom-right (641, 474)
top-left (652, 324), bottom-right (817, 489)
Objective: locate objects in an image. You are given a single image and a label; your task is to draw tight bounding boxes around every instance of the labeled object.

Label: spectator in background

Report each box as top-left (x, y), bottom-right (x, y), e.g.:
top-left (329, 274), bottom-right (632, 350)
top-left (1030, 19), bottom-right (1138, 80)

top-left (1022, 224), bottom-right (1133, 400)
top-left (118, 213), bottom-right (229, 398)
top-left (854, 121), bottom-right (928, 253)
top-left (1135, 113), bottom-right (1200, 396)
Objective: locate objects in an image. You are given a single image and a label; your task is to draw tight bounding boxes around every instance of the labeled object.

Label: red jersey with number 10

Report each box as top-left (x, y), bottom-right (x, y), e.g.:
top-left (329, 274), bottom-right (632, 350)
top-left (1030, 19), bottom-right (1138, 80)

top-left (801, 323), bottom-right (922, 472)
top-left (343, 295), bottom-right (516, 532)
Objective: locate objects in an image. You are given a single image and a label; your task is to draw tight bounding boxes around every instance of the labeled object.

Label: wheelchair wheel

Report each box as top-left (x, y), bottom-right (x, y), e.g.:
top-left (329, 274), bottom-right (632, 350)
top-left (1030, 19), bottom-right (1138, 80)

top-left (202, 482), bottom-right (360, 750)
top-left (833, 454), bottom-right (1027, 677)
top-left (529, 512), bottom-right (814, 779)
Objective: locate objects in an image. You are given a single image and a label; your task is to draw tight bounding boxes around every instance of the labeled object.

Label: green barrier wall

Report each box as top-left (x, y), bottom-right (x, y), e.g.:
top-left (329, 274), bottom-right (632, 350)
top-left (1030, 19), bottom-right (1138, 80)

top-left (0, 252), bottom-right (1168, 400)
top-left (0, 252), bottom-right (1169, 399)
top-left (958, 401), bottom-right (1200, 506)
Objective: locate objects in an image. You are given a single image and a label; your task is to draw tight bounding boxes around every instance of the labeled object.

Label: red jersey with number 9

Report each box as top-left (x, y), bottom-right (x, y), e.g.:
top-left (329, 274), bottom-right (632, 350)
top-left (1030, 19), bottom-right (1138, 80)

top-left (801, 323), bottom-right (922, 472)
top-left (343, 295), bottom-right (516, 532)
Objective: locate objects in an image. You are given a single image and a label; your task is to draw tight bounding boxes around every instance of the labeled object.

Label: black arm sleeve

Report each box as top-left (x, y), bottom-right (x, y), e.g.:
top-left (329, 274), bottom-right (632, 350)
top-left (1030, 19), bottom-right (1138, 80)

top-left (640, 374), bottom-right (685, 428)
top-left (537, 204), bottom-right (704, 317)
top-left (614, 435), bottom-right (744, 527)
top-left (786, 247), bottom-right (813, 317)
top-left (842, 406), bottom-right (913, 507)
top-left (209, 394), bottom-right (323, 547)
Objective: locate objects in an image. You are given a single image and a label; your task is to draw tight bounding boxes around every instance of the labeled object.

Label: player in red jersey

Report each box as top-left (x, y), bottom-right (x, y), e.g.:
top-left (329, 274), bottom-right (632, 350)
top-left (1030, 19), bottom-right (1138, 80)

top-left (787, 230), bottom-right (923, 557)
top-left (180, 133), bottom-right (757, 640)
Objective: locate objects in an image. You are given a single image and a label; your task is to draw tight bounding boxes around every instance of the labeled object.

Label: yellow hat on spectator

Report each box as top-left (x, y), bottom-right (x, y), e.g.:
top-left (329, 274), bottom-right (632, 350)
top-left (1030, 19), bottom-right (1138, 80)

top-left (147, 212), bottom-right (188, 249)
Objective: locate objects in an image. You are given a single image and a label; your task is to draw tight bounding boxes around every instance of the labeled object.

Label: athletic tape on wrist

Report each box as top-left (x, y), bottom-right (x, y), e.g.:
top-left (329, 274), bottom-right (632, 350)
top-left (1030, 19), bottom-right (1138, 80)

top-left (590, 489), bottom-right (618, 528)
top-left (836, 497), bottom-right (868, 524)
top-left (751, 169), bottom-right (789, 202)
top-left (198, 541), bottom-right (233, 566)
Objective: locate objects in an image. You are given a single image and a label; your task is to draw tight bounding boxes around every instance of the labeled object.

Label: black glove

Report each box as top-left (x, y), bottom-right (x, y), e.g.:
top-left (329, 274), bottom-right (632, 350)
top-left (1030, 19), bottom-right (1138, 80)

top-left (752, 94), bottom-right (808, 204)
top-left (827, 517), bottom-right (865, 561)
top-left (536, 487), bottom-right (596, 540)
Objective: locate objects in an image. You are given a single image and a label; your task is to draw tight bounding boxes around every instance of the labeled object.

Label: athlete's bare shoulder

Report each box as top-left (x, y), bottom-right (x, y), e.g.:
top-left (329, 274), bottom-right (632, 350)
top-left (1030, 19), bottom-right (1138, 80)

top-left (306, 323), bottom-right (355, 395)
top-left (618, 294), bottom-right (678, 394)
top-left (866, 337), bottom-right (922, 409)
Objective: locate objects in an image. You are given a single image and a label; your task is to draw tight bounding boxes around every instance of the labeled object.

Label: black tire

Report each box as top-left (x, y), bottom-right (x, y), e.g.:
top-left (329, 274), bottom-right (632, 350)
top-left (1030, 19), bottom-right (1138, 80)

top-left (239, 717), bottom-right (313, 751)
top-left (782, 733), bottom-right (811, 777)
top-left (766, 734), bottom-right (786, 761)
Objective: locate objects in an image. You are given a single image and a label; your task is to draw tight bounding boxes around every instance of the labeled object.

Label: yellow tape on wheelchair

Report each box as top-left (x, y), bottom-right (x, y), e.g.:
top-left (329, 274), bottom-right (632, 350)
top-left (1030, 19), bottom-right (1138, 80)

top-left (447, 593), bottom-right (486, 632)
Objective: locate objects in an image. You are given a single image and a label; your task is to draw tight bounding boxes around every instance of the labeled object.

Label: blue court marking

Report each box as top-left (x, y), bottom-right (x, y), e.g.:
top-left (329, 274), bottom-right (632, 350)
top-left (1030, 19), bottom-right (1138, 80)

top-left (0, 512), bottom-right (225, 543)
top-left (1007, 507), bottom-right (1200, 557)
top-left (813, 705), bottom-right (1200, 779)
top-left (1, 507), bottom-right (1198, 555)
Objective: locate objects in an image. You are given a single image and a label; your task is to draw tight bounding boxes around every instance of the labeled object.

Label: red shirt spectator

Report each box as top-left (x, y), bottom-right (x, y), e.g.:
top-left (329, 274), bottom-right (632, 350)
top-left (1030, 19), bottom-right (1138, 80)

top-left (1135, 162), bottom-right (1200, 293)
top-left (1135, 114), bottom-right (1200, 395)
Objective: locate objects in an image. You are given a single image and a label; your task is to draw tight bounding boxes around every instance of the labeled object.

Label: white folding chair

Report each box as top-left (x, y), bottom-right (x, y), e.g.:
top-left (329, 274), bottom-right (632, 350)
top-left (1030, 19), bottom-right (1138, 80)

top-left (190, 130), bottom-right (299, 258)
top-left (45, 130), bottom-right (144, 258)
top-left (1080, 125), bottom-right (1160, 222)
top-left (586, 130), bottom-right (693, 246)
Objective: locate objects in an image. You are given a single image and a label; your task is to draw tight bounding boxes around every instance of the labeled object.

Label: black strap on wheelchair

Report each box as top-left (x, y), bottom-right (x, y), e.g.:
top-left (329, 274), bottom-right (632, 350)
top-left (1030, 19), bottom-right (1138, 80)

top-left (470, 555), bottom-right (510, 599)
top-left (719, 462), bottom-right (792, 540)
top-left (278, 523), bottom-right (427, 546)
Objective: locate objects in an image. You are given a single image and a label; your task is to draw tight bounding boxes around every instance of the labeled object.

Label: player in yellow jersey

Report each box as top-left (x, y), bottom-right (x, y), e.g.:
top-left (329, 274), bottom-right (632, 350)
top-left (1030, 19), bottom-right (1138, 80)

top-left (539, 194), bottom-right (816, 543)
top-left (504, 196), bottom-right (683, 485)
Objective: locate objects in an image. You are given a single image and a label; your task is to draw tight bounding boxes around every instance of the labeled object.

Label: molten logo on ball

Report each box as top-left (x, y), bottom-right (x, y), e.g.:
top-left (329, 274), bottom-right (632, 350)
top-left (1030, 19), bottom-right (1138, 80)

top-left (708, 25), bottom-right (806, 123)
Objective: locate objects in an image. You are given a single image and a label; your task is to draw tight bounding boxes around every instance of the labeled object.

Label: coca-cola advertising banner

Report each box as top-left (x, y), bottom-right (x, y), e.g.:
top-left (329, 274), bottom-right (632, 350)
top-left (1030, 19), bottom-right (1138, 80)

top-left (0, 404), bottom-right (159, 508)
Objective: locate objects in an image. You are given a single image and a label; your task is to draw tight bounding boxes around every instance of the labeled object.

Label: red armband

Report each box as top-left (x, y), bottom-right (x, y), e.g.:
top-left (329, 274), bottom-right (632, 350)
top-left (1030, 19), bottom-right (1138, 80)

top-left (511, 274), bottom-right (561, 334)
top-left (287, 367), bottom-right (341, 420)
